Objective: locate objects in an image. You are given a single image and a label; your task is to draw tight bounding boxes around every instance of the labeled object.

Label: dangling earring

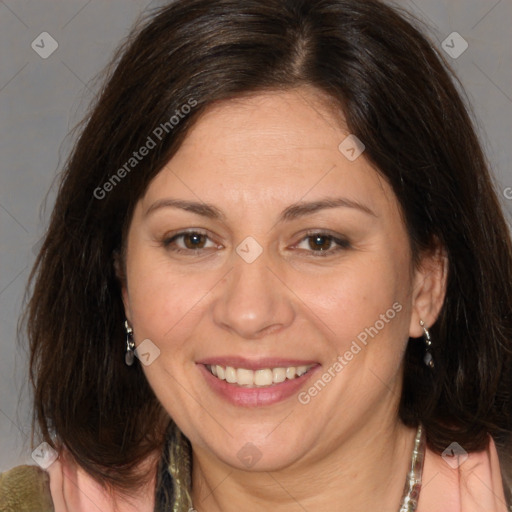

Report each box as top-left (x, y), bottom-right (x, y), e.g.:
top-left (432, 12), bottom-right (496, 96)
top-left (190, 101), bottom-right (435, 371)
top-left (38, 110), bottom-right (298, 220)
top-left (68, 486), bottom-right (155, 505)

top-left (419, 319), bottom-right (434, 368)
top-left (124, 320), bottom-right (135, 366)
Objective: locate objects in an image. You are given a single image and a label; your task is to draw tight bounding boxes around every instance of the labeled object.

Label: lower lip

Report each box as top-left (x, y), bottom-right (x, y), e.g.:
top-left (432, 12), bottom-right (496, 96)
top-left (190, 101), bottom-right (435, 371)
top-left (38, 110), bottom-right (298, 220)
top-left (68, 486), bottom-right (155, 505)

top-left (198, 364), bottom-right (320, 407)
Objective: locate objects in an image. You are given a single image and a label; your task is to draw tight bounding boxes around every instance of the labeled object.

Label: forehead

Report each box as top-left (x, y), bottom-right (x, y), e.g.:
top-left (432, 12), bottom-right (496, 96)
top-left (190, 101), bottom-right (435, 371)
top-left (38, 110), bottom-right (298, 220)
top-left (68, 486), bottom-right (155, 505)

top-left (178, 88), bottom-right (348, 162)
top-left (139, 88), bottom-right (398, 221)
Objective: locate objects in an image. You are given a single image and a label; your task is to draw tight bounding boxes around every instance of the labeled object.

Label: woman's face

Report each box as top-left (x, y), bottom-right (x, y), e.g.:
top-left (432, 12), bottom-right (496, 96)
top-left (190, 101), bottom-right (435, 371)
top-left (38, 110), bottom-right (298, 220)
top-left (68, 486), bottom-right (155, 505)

top-left (122, 88), bottom-right (441, 472)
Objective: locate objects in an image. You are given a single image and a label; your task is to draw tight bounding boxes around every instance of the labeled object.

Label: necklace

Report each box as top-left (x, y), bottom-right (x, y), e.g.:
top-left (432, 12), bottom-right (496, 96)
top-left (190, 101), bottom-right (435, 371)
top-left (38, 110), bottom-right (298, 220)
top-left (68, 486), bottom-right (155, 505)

top-left (187, 424), bottom-right (426, 512)
top-left (398, 424), bottom-right (426, 511)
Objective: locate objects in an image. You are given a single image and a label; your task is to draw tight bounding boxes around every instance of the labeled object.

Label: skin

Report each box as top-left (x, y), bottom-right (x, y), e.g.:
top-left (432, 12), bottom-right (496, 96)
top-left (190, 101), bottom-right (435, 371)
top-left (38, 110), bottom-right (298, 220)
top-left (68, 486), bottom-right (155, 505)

top-left (121, 87), bottom-right (447, 512)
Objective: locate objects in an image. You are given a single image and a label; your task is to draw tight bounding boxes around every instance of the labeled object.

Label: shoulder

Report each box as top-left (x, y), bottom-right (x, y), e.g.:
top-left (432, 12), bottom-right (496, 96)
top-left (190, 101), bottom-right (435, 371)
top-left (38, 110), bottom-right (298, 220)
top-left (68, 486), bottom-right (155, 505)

top-left (0, 465), bottom-right (54, 512)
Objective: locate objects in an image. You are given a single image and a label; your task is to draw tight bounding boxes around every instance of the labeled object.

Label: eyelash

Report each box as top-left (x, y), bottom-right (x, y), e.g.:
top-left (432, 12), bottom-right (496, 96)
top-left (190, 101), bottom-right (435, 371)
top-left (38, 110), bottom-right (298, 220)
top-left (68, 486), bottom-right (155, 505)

top-left (162, 229), bottom-right (351, 257)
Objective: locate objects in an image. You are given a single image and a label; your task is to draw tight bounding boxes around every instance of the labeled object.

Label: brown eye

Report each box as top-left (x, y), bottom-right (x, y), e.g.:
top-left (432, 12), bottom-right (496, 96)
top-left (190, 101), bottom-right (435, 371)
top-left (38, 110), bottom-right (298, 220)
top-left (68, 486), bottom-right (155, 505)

top-left (163, 231), bottom-right (216, 253)
top-left (294, 232), bottom-right (351, 257)
top-left (308, 234), bottom-right (333, 252)
top-left (182, 233), bottom-right (207, 249)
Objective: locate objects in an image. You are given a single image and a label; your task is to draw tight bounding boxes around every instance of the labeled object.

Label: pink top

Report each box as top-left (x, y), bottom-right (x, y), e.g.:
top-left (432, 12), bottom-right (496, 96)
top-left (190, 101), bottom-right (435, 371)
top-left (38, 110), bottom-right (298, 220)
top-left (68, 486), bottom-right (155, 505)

top-left (46, 449), bottom-right (157, 512)
top-left (46, 436), bottom-right (509, 512)
top-left (417, 435), bottom-right (509, 512)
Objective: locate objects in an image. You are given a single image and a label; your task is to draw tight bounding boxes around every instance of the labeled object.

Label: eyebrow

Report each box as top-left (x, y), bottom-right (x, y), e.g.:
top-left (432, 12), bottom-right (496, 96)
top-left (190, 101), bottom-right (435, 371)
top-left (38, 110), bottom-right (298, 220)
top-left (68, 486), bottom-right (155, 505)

top-left (144, 197), bottom-right (377, 221)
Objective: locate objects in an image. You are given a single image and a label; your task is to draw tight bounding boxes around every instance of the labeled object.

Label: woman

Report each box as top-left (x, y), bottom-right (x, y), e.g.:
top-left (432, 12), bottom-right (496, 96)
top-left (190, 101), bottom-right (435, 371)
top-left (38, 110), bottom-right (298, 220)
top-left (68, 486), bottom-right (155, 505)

top-left (1, 0), bottom-right (511, 510)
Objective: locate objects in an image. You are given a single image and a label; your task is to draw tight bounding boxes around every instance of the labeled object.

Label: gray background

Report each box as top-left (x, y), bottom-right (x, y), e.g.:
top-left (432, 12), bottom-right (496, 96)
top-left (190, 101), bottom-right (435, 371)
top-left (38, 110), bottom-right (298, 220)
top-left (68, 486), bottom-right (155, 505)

top-left (1, 0), bottom-right (511, 472)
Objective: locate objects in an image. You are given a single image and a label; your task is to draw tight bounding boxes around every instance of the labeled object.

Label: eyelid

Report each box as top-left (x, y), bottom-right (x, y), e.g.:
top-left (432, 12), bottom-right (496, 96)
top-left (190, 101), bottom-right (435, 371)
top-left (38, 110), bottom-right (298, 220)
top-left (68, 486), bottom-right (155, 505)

top-left (163, 227), bottom-right (209, 241)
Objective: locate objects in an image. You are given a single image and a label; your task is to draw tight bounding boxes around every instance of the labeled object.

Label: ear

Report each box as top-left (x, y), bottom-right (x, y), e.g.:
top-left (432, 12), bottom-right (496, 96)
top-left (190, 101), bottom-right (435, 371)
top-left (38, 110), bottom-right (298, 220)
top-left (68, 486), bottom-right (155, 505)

top-left (409, 242), bottom-right (448, 338)
top-left (113, 249), bottom-right (132, 323)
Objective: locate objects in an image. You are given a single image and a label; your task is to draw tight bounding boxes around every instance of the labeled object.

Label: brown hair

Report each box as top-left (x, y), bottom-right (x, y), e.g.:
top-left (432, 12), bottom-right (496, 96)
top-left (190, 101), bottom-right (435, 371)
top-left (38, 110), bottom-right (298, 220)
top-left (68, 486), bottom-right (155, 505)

top-left (22, 0), bottom-right (512, 499)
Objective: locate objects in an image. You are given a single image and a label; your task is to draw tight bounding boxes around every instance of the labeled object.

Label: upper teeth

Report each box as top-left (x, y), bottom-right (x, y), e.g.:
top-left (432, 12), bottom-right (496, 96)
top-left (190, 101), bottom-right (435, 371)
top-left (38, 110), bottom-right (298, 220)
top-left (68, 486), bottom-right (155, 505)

top-left (207, 364), bottom-right (313, 387)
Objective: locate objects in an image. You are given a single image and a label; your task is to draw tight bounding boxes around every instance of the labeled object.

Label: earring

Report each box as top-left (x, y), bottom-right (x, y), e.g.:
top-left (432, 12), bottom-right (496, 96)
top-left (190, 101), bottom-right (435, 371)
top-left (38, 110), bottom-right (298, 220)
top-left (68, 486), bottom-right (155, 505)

top-left (419, 320), bottom-right (434, 369)
top-left (124, 320), bottom-right (135, 366)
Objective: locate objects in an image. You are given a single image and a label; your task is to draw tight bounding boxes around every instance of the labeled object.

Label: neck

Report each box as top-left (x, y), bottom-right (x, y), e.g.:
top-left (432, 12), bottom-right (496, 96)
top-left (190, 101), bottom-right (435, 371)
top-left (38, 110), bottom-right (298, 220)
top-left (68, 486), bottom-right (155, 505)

top-left (191, 417), bottom-right (417, 512)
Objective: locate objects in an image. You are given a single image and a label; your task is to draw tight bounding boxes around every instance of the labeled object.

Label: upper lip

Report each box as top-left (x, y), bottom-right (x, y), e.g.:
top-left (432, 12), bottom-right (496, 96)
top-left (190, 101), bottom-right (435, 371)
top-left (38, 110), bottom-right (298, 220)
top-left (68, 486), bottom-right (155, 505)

top-left (197, 356), bottom-right (319, 371)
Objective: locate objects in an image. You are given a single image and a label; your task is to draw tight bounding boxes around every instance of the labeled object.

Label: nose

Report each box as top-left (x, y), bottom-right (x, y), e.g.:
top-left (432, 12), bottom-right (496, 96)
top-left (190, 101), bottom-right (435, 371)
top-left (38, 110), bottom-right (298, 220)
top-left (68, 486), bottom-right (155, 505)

top-left (212, 248), bottom-right (295, 339)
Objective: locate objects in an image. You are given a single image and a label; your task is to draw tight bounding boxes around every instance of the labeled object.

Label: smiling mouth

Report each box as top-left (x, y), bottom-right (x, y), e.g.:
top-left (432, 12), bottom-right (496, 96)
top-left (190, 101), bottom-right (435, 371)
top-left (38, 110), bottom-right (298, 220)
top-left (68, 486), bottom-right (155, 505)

top-left (205, 364), bottom-right (316, 387)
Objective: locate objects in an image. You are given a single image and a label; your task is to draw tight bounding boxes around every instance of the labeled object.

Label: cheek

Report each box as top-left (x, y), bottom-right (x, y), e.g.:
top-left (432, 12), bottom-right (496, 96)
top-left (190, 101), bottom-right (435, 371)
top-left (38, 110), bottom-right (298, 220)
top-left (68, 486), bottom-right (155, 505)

top-left (303, 250), bottom-right (411, 363)
top-left (123, 243), bottom-right (208, 351)
top-left (123, 246), bottom-right (213, 415)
